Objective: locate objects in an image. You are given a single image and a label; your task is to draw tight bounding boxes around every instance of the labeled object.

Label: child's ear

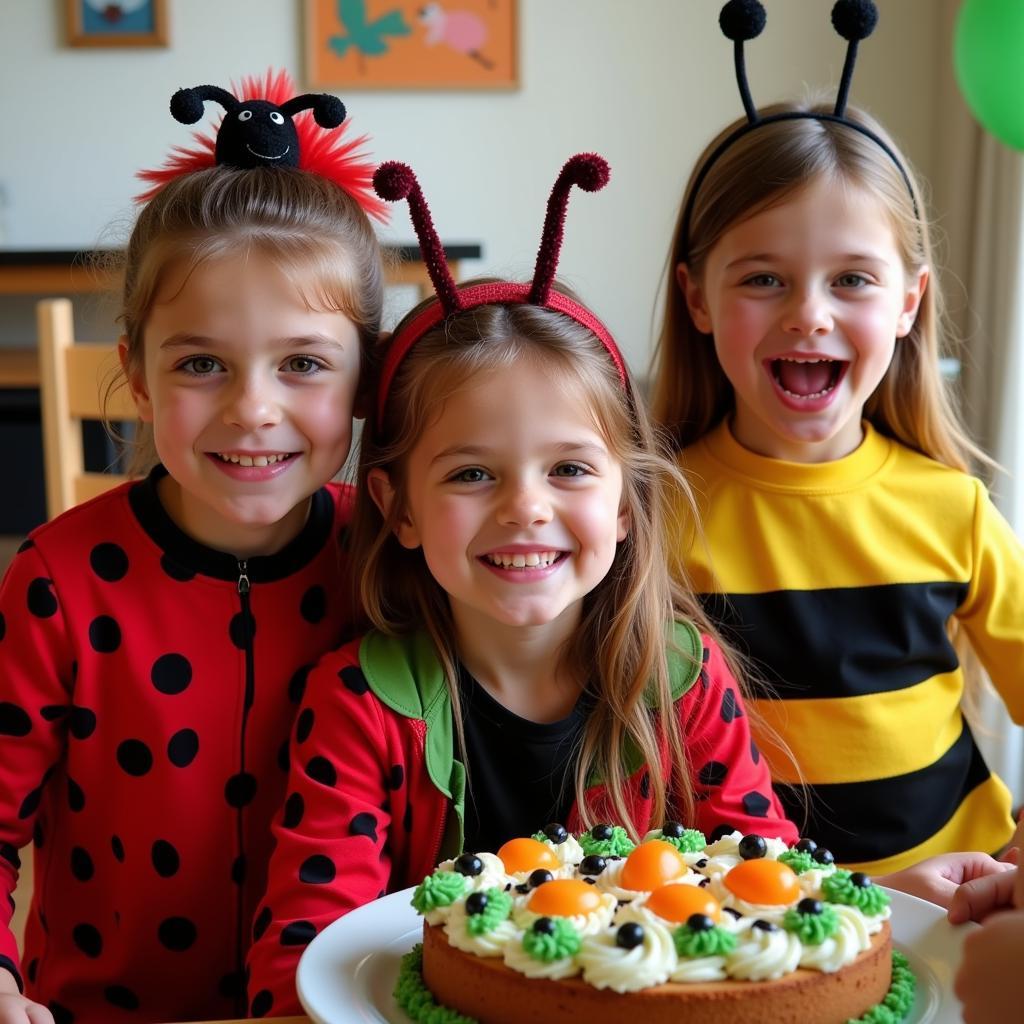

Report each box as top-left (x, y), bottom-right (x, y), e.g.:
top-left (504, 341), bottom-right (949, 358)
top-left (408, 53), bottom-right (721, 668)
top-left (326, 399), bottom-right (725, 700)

top-left (118, 336), bottom-right (153, 423)
top-left (676, 263), bottom-right (713, 334)
top-left (367, 468), bottom-right (421, 549)
top-left (896, 265), bottom-right (930, 338)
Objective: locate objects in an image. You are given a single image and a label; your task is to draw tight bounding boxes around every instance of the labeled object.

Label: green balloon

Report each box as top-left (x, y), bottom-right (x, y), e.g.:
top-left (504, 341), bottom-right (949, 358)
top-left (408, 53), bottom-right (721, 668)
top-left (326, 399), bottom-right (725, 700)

top-left (954, 0), bottom-right (1024, 150)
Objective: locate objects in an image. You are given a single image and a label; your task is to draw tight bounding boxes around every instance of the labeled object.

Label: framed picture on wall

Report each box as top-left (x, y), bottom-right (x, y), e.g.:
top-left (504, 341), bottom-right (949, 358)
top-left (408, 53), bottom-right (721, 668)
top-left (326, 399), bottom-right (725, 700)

top-left (65, 0), bottom-right (169, 48)
top-left (304, 0), bottom-right (517, 90)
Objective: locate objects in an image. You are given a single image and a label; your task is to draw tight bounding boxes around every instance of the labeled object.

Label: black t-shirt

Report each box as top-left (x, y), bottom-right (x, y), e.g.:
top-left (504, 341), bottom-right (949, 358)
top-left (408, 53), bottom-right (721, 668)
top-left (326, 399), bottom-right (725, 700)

top-left (459, 664), bottom-right (590, 853)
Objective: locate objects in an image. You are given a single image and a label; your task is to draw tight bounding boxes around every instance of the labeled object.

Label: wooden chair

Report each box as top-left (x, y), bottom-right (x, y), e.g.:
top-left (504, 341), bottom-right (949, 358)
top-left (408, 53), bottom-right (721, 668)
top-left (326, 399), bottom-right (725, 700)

top-left (37, 297), bottom-right (136, 520)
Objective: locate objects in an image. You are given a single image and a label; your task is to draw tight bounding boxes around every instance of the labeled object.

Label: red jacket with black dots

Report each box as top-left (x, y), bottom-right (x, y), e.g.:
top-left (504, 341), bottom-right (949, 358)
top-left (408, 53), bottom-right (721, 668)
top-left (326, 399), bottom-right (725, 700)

top-left (0, 469), bottom-right (355, 1024)
top-left (246, 626), bottom-right (798, 1016)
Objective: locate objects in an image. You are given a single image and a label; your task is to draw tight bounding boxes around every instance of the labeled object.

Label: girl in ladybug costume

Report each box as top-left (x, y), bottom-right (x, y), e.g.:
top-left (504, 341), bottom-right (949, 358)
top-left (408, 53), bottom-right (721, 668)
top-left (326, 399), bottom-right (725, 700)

top-left (245, 154), bottom-right (799, 1016)
top-left (0, 71), bottom-right (386, 1024)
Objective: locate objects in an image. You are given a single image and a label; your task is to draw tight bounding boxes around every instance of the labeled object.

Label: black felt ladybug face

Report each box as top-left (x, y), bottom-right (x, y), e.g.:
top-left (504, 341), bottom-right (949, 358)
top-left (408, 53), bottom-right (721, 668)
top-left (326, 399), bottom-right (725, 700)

top-left (216, 101), bottom-right (300, 169)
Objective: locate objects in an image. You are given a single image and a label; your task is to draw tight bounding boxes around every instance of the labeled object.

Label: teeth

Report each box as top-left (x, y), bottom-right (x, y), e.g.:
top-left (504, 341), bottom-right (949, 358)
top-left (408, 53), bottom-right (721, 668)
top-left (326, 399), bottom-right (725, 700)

top-left (780, 386), bottom-right (833, 399)
top-left (777, 357), bottom-right (831, 364)
top-left (217, 453), bottom-right (291, 466)
top-left (485, 551), bottom-right (560, 569)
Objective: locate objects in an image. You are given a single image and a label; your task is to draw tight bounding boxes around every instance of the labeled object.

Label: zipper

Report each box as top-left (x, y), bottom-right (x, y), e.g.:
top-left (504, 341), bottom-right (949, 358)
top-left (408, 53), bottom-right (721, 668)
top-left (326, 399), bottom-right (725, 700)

top-left (237, 560), bottom-right (250, 595)
top-left (233, 559), bottom-right (254, 1015)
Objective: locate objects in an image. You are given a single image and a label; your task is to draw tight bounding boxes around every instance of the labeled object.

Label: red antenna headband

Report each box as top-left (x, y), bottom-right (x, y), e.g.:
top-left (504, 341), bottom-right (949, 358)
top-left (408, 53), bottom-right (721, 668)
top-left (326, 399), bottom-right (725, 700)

top-left (373, 153), bottom-right (628, 424)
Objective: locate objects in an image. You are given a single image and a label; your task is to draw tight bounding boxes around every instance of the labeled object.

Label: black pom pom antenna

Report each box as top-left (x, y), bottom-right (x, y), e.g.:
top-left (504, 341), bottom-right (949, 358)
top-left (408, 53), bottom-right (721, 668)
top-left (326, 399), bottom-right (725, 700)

top-left (680, 0), bottom-right (917, 258)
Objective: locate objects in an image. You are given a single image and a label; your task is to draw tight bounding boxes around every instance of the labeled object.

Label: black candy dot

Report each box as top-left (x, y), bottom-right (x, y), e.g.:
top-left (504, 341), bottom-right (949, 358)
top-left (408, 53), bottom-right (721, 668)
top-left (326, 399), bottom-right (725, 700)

top-left (283, 792), bottom-right (304, 829)
top-left (699, 760), bottom-right (728, 787)
top-left (738, 834), bottom-right (767, 860)
top-left (616, 922), bottom-right (644, 949)
top-left (753, 919), bottom-right (778, 932)
top-left (151, 840), bottom-right (180, 878)
top-left (67, 777), bottom-right (85, 812)
top-left (117, 739), bottom-right (153, 776)
top-left (27, 578), bottom-right (58, 618)
top-left (532, 917), bottom-right (555, 935)
top-left (250, 990), bottom-right (273, 1017)
top-left (111, 836), bottom-right (125, 862)
top-left (299, 854), bottom-right (335, 885)
top-left (229, 612), bottom-right (255, 650)
top-left (795, 838), bottom-right (817, 854)
top-left (158, 916), bottom-right (197, 951)
top-left (305, 756), bottom-right (336, 787)
top-left (160, 554), bottom-right (195, 582)
top-left (104, 985), bottom-right (139, 1010)
top-left (742, 791), bottom-right (771, 817)
top-left (591, 824), bottom-right (613, 841)
top-left (349, 813), bottom-right (377, 841)
top-left (88, 616), bottom-right (121, 653)
top-left (661, 821), bottom-right (684, 839)
top-left (465, 892), bottom-right (488, 915)
top-left (0, 702), bottom-right (31, 737)
top-left (813, 848), bottom-right (835, 866)
top-left (580, 855), bottom-right (607, 876)
top-left (288, 665), bottom-right (310, 704)
top-left (151, 653), bottom-right (192, 695)
top-left (543, 823), bottom-right (567, 844)
top-left (851, 871), bottom-right (872, 888)
top-left (454, 853), bottom-right (483, 877)
top-left (687, 913), bottom-right (715, 932)
top-left (280, 920), bottom-right (317, 946)
top-left (339, 665), bottom-right (369, 695)
top-left (295, 708), bottom-right (314, 743)
top-left (300, 585), bottom-right (326, 623)
top-left (798, 898), bottom-right (823, 915)
top-left (89, 543), bottom-right (128, 582)
top-left (528, 869), bottom-right (554, 889)
top-left (225, 772), bottom-right (257, 807)
top-left (70, 847), bottom-right (94, 882)
top-left (68, 707), bottom-right (96, 740)
top-left (720, 688), bottom-right (742, 723)
top-left (73, 923), bottom-right (102, 957)
top-left (167, 728), bottom-right (199, 767)
top-left (389, 764), bottom-right (405, 790)
top-left (252, 906), bottom-right (272, 942)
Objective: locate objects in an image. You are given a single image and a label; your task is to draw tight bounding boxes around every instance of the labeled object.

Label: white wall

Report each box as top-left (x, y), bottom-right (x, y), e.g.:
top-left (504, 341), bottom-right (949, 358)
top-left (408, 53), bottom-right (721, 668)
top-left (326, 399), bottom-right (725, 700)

top-left (0, 0), bottom-right (940, 370)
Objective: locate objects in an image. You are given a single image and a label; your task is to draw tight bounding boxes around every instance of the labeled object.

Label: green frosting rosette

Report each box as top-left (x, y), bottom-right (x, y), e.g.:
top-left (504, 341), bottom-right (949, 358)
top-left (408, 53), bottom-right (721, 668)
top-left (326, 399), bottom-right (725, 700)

top-left (822, 870), bottom-right (891, 916)
top-left (782, 904), bottom-right (839, 945)
top-left (466, 887), bottom-right (513, 936)
top-left (652, 828), bottom-right (706, 854)
top-left (580, 824), bottom-right (635, 857)
top-left (672, 923), bottom-right (737, 958)
top-left (849, 951), bottom-right (916, 1024)
top-left (394, 945), bottom-right (476, 1024)
top-left (522, 918), bottom-right (582, 962)
top-left (778, 849), bottom-right (817, 874)
top-left (411, 870), bottom-right (470, 915)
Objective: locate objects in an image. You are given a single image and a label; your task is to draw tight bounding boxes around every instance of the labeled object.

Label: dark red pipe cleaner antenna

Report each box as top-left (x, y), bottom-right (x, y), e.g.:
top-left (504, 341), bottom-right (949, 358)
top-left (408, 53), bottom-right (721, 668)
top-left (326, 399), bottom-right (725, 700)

top-left (529, 154), bottom-right (610, 306)
top-left (373, 161), bottom-right (463, 315)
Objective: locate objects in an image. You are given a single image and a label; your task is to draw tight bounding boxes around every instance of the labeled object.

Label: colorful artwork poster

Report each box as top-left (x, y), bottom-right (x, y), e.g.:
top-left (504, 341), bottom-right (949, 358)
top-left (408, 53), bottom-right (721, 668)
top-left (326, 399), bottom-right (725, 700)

top-left (66, 0), bottom-right (168, 46)
top-left (305, 0), bottom-right (517, 90)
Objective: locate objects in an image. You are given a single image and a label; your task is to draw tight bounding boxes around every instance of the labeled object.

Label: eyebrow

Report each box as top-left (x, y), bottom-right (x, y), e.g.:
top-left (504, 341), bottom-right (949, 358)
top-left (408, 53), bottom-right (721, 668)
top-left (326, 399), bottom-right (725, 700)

top-left (158, 332), bottom-right (349, 351)
top-left (725, 253), bottom-right (892, 270)
top-left (430, 441), bottom-right (611, 465)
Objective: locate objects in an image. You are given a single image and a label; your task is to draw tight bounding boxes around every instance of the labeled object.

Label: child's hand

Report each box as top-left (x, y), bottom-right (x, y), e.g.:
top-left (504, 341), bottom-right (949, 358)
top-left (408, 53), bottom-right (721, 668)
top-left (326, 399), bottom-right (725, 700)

top-left (878, 852), bottom-right (1013, 910)
top-left (948, 866), bottom-right (1019, 924)
top-left (953, 907), bottom-right (1024, 1022)
top-left (0, 971), bottom-right (52, 1024)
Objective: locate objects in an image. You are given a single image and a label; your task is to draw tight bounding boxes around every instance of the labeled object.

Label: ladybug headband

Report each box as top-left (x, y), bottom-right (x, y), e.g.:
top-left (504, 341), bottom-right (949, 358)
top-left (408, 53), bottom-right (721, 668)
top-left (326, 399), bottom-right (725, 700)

top-left (372, 153), bottom-right (628, 424)
top-left (679, 0), bottom-right (918, 259)
top-left (136, 69), bottom-right (387, 220)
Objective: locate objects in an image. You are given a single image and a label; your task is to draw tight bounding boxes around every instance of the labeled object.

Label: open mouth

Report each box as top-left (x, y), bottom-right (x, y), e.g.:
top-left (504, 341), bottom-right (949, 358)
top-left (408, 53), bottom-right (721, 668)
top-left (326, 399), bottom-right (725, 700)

top-left (481, 551), bottom-right (567, 570)
top-left (769, 357), bottom-right (847, 400)
top-left (214, 452), bottom-right (297, 467)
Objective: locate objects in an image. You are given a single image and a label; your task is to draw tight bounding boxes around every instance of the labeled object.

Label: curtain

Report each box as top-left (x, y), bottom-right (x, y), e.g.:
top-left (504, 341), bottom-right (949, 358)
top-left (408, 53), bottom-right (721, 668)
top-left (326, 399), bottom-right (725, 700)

top-left (932, 2), bottom-right (1024, 805)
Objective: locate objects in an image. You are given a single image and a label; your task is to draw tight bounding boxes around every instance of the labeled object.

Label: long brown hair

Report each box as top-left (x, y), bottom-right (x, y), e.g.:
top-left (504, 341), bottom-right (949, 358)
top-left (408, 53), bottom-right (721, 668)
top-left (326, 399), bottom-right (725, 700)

top-left (651, 101), bottom-right (990, 475)
top-left (352, 290), bottom-right (737, 837)
top-left (108, 166), bottom-right (383, 473)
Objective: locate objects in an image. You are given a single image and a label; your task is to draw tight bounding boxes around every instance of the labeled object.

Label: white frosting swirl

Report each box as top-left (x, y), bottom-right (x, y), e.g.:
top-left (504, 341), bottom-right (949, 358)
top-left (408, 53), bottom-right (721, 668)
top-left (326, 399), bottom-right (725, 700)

top-left (444, 900), bottom-right (520, 956)
top-left (540, 833), bottom-right (585, 866)
top-left (511, 889), bottom-right (617, 937)
top-left (503, 937), bottom-right (582, 980)
top-left (707, 872), bottom-right (792, 922)
top-left (797, 904), bottom-right (872, 973)
top-left (434, 851), bottom-right (512, 893)
top-left (794, 866), bottom-right (838, 901)
top-left (577, 919), bottom-right (678, 992)
top-left (726, 923), bottom-right (802, 980)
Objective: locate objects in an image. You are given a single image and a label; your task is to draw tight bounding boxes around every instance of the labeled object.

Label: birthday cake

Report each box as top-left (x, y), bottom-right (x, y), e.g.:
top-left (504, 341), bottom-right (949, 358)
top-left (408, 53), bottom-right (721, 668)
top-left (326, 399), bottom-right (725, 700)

top-left (395, 823), bottom-right (914, 1024)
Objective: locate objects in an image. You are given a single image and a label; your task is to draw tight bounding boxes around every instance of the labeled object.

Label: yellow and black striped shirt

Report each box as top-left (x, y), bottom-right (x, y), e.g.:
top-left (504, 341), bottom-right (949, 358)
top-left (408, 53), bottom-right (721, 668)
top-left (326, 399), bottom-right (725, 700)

top-left (676, 420), bottom-right (1024, 874)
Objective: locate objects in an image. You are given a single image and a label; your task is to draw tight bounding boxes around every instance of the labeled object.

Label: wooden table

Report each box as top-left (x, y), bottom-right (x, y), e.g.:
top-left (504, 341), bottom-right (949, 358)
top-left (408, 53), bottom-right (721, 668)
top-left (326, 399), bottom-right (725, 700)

top-left (180, 1018), bottom-right (310, 1024)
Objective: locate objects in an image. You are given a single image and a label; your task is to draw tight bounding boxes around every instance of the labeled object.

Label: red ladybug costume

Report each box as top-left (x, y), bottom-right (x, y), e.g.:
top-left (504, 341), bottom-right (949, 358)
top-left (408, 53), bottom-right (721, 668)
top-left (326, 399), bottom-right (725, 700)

top-left (0, 469), bottom-right (354, 1022)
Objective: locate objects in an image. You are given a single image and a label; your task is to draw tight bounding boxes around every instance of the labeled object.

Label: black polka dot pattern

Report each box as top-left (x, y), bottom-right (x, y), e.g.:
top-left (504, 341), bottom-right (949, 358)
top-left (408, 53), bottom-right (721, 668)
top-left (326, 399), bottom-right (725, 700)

top-left (88, 616), bottom-right (121, 653)
top-left (288, 665), bottom-right (310, 704)
top-left (252, 905), bottom-right (272, 942)
top-left (27, 578), bottom-right (58, 618)
top-left (721, 688), bottom-right (742, 723)
top-left (73, 923), bottom-right (103, 957)
top-left (40, 705), bottom-right (67, 722)
top-left (225, 772), bottom-right (257, 807)
top-left (157, 916), bottom-right (197, 951)
top-left (231, 854), bottom-right (247, 885)
top-left (305, 756), bottom-right (336, 787)
top-left (349, 813), bottom-right (377, 842)
top-left (295, 708), bottom-right (314, 743)
top-left (229, 612), bottom-right (255, 649)
top-left (751, 740), bottom-right (761, 764)
top-left (67, 777), bottom-right (85, 812)
top-left (0, 702), bottom-right (32, 737)
top-left (111, 836), bottom-right (125, 862)
top-left (339, 665), bottom-right (369, 695)
top-left (300, 585), bottom-right (326, 623)
top-left (117, 740), bottom-right (153, 776)
top-left (89, 543), bottom-right (129, 582)
top-left (283, 792), bottom-right (304, 829)
top-left (0, 844), bottom-right (19, 870)
top-left (69, 707), bottom-right (96, 740)
top-left (403, 801), bottom-right (413, 834)
top-left (27, 957), bottom-right (38, 983)
top-left (250, 990), bottom-right (273, 1017)
top-left (639, 772), bottom-right (651, 799)
top-left (151, 840), bottom-right (179, 878)
top-left (743, 791), bottom-right (772, 817)
top-left (160, 553), bottom-right (195, 582)
top-left (167, 728), bottom-right (199, 767)
top-left (151, 653), bottom-right (192, 695)
top-left (48, 1001), bottom-right (74, 1024)
top-left (699, 760), bottom-right (729, 786)
top-left (18, 786), bottom-right (42, 820)
top-left (104, 985), bottom-right (139, 1010)
top-left (280, 920), bottom-right (317, 946)
top-left (389, 764), bottom-right (404, 790)
top-left (70, 847), bottom-right (94, 882)
top-left (299, 854), bottom-right (335, 884)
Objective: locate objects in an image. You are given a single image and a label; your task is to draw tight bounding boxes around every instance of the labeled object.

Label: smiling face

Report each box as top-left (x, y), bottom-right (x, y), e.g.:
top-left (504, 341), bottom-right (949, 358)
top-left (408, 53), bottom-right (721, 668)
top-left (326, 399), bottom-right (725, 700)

top-left (681, 176), bottom-right (928, 462)
top-left (124, 250), bottom-right (361, 556)
top-left (370, 359), bottom-right (628, 638)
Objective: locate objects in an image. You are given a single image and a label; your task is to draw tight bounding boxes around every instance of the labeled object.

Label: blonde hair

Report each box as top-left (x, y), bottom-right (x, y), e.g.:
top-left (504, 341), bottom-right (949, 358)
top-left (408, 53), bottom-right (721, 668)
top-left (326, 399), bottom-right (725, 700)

top-left (110, 166), bottom-right (383, 473)
top-left (651, 101), bottom-right (989, 474)
top-left (352, 289), bottom-right (739, 838)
